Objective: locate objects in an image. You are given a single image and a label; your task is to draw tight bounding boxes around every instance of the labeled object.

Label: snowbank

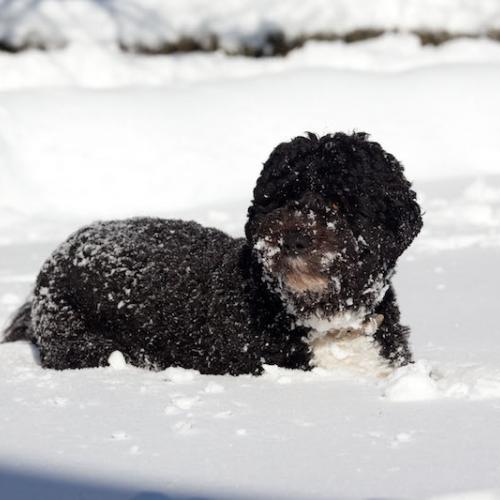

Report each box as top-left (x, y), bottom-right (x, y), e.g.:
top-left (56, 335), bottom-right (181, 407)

top-left (0, 0), bottom-right (499, 53)
top-left (2, 35), bottom-right (500, 91)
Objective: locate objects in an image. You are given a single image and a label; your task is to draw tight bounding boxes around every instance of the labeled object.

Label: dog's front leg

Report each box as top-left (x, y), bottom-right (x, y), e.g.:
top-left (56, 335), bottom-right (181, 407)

top-left (373, 286), bottom-right (413, 367)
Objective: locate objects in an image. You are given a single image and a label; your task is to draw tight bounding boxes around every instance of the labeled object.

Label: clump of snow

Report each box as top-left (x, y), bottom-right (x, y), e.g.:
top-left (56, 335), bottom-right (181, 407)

top-left (108, 350), bottom-right (127, 370)
top-left (110, 431), bottom-right (130, 441)
top-left (162, 367), bottom-right (199, 384)
top-left (384, 360), bottom-right (500, 401)
top-left (203, 381), bottom-right (225, 394)
top-left (170, 395), bottom-right (201, 411)
top-left (383, 360), bottom-right (440, 401)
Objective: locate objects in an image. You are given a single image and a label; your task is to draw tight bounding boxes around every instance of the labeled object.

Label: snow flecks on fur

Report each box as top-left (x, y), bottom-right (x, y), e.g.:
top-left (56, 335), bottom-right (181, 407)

top-left (254, 237), bottom-right (281, 267)
top-left (362, 272), bottom-right (392, 306)
top-left (26, 217), bottom-right (314, 374)
top-left (300, 308), bottom-right (368, 334)
top-left (320, 251), bottom-right (340, 267)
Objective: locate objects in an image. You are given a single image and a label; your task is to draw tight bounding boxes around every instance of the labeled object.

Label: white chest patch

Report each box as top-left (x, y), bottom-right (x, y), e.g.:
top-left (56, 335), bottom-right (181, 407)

top-left (303, 310), bottom-right (392, 378)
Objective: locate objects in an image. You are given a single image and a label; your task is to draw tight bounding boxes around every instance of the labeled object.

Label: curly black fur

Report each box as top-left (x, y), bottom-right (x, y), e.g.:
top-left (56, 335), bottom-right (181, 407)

top-left (2, 132), bottom-right (422, 375)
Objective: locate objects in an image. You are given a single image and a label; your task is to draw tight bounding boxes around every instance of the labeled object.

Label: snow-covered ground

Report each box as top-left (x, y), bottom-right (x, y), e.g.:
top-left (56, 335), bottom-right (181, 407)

top-left (1, 177), bottom-right (500, 499)
top-left (1, 5), bottom-right (500, 498)
top-left (1, 62), bottom-right (500, 223)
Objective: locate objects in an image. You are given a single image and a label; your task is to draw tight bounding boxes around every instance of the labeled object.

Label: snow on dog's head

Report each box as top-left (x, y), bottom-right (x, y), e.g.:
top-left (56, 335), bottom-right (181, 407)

top-left (246, 132), bottom-right (422, 323)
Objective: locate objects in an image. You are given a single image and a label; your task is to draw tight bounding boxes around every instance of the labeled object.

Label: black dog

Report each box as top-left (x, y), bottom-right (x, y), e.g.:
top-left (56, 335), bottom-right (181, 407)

top-left (3, 132), bottom-right (422, 375)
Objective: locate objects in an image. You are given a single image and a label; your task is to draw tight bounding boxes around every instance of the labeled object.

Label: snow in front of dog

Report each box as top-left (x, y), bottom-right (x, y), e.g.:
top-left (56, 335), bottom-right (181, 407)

top-left (384, 360), bottom-right (500, 401)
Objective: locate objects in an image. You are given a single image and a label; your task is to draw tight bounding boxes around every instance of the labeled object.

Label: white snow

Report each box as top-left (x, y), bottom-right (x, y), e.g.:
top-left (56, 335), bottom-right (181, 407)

top-left (1, 3), bottom-right (500, 499)
top-left (1, 0), bottom-right (500, 53)
top-left (1, 64), bottom-right (500, 228)
top-left (2, 178), bottom-right (500, 500)
top-left (432, 491), bottom-right (500, 500)
top-left (383, 361), bottom-right (440, 401)
top-left (3, 35), bottom-right (500, 92)
top-left (107, 350), bottom-right (127, 370)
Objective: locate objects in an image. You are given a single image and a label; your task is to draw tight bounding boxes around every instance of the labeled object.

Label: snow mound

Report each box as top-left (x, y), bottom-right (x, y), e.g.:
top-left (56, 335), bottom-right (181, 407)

top-left (0, 0), bottom-right (500, 53)
top-left (383, 360), bottom-right (440, 401)
top-left (3, 35), bottom-right (500, 91)
top-left (384, 360), bottom-right (500, 401)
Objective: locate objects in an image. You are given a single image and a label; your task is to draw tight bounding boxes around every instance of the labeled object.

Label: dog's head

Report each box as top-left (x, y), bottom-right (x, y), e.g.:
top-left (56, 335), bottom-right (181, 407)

top-left (245, 132), bottom-right (422, 318)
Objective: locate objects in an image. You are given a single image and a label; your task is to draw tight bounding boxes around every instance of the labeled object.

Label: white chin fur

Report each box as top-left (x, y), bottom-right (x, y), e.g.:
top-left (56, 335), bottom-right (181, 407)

top-left (302, 309), bottom-right (391, 378)
top-left (309, 334), bottom-right (392, 378)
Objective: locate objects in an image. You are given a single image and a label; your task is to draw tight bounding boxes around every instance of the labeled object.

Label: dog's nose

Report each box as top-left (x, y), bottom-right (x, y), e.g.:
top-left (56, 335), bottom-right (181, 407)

top-left (282, 231), bottom-right (311, 256)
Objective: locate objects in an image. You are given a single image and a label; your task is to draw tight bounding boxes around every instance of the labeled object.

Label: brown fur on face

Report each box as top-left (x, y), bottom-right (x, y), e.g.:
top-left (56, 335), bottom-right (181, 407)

top-left (285, 257), bottom-right (329, 293)
top-left (253, 197), bottom-right (355, 296)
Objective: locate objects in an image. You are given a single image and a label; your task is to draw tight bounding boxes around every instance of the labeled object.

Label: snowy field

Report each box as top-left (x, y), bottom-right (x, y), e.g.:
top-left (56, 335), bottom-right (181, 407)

top-left (1, 3), bottom-right (500, 498)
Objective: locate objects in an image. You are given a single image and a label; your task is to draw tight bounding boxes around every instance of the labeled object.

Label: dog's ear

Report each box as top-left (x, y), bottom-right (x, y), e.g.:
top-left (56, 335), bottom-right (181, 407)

top-left (366, 146), bottom-right (423, 259)
top-left (318, 133), bottom-right (422, 261)
top-left (383, 178), bottom-right (422, 258)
